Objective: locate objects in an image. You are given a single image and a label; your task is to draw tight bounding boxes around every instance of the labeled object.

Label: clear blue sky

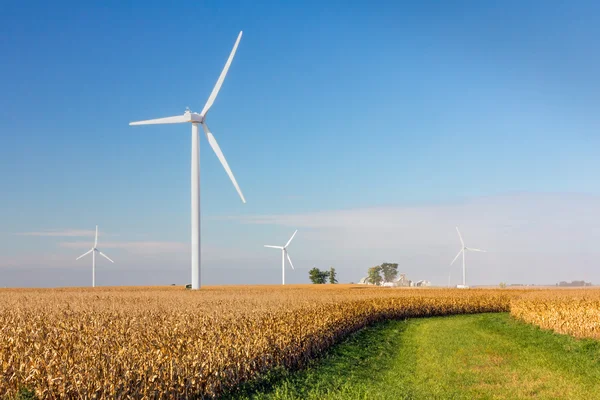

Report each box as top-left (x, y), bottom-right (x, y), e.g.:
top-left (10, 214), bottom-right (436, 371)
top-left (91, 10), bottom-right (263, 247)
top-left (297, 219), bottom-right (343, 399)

top-left (1, 1), bottom-right (599, 287)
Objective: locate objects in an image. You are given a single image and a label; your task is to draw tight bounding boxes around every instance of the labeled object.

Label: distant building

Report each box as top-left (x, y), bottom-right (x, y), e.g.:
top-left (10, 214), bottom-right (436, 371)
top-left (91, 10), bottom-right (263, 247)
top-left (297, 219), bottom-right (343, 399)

top-left (358, 273), bottom-right (430, 287)
top-left (415, 280), bottom-right (431, 287)
top-left (380, 274), bottom-right (413, 287)
top-left (394, 273), bottom-right (411, 287)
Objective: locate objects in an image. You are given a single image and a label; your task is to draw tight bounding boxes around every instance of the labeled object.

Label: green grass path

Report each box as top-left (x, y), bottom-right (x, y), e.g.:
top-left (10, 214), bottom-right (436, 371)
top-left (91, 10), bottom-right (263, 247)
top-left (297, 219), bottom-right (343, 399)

top-left (228, 313), bottom-right (600, 399)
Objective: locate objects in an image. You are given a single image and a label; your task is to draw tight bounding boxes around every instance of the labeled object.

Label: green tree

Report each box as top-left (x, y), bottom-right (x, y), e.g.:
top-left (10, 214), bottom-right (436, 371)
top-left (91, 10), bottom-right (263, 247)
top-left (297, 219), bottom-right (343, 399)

top-left (367, 266), bottom-right (383, 286)
top-left (380, 263), bottom-right (399, 283)
top-left (309, 267), bottom-right (328, 284)
top-left (329, 267), bottom-right (338, 284)
top-left (319, 270), bottom-right (329, 284)
top-left (309, 267), bottom-right (321, 284)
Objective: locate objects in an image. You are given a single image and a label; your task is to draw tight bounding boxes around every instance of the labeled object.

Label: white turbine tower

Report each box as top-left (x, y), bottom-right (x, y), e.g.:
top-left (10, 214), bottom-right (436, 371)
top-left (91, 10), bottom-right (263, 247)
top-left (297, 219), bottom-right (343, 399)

top-left (76, 225), bottom-right (114, 287)
top-left (265, 230), bottom-right (298, 285)
top-left (450, 227), bottom-right (486, 288)
top-left (129, 31), bottom-right (245, 290)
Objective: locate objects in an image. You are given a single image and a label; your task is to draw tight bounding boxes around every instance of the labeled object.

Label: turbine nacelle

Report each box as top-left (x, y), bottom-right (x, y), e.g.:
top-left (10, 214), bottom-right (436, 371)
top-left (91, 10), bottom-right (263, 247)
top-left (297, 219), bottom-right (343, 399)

top-left (184, 109), bottom-right (205, 123)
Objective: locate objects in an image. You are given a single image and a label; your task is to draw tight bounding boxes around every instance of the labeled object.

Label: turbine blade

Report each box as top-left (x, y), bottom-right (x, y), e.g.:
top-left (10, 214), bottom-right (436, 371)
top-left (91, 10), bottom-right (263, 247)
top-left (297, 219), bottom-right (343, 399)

top-left (202, 122), bottom-right (246, 203)
top-left (450, 249), bottom-right (463, 266)
top-left (466, 247), bottom-right (486, 252)
top-left (285, 230), bottom-right (298, 248)
top-left (76, 248), bottom-right (94, 260)
top-left (264, 245), bottom-right (283, 249)
top-left (456, 226), bottom-right (464, 247)
top-left (98, 251), bottom-right (115, 263)
top-left (200, 31), bottom-right (243, 117)
top-left (286, 250), bottom-right (295, 270)
top-left (129, 114), bottom-right (189, 125)
top-left (94, 225), bottom-right (98, 247)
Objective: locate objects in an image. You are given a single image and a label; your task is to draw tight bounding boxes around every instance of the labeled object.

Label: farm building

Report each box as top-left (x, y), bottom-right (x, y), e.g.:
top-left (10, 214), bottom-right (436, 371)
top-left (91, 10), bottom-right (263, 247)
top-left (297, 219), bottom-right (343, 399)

top-left (358, 273), bottom-right (414, 287)
top-left (395, 273), bottom-right (412, 287)
top-left (357, 273), bottom-right (432, 287)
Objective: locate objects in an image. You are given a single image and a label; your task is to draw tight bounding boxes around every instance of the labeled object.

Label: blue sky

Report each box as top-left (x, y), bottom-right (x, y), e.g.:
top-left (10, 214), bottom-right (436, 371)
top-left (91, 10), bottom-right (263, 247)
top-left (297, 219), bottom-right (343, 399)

top-left (1, 1), bottom-right (599, 287)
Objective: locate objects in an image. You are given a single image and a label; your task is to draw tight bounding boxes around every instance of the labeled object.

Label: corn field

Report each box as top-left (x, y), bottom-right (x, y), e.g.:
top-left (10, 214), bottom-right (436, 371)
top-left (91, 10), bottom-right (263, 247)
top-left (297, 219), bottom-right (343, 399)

top-left (510, 289), bottom-right (600, 339)
top-left (0, 285), bottom-right (521, 399)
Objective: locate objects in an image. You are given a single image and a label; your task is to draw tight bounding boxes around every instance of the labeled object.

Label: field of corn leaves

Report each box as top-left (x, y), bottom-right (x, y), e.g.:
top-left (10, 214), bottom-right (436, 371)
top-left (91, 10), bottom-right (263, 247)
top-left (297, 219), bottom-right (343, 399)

top-left (0, 285), bottom-right (519, 399)
top-left (2, 285), bottom-right (597, 399)
top-left (510, 289), bottom-right (600, 340)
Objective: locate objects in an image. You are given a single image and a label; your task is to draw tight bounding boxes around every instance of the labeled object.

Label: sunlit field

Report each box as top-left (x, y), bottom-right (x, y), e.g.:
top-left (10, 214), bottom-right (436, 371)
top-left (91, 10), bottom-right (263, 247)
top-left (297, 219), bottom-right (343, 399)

top-left (511, 289), bottom-right (600, 339)
top-left (1, 285), bottom-right (598, 398)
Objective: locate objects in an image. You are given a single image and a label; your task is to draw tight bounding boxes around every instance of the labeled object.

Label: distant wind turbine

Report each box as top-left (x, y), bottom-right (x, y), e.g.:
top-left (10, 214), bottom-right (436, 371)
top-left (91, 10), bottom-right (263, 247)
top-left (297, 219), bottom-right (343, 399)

top-left (265, 230), bottom-right (298, 285)
top-left (76, 225), bottom-right (114, 287)
top-left (450, 227), bottom-right (486, 288)
top-left (129, 31), bottom-right (245, 290)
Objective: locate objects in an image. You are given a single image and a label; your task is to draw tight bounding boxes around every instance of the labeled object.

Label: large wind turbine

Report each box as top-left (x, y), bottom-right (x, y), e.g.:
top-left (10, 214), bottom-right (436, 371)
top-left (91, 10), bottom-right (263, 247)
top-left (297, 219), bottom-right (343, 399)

top-left (450, 227), bottom-right (486, 288)
top-left (265, 230), bottom-right (297, 285)
top-left (129, 32), bottom-right (245, 290)
top-left (76, 225), bottom-right (114, 287)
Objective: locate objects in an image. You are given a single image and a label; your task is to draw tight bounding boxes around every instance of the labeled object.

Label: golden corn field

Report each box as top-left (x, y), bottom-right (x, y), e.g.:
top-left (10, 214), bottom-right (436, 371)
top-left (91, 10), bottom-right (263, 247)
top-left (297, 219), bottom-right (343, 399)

top-left (1, 285), bottom-right (598, 399)
top-left (0, 285), bottom-right (516, 399)
top-left (510, 289), bottom-right (600, 339)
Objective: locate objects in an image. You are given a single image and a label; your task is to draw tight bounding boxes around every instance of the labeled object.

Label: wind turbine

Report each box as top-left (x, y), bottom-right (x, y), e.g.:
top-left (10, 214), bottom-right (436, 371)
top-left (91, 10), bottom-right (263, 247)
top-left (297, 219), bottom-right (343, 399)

top-left (76, 225), bottom-right (114, 287)
top-left (450, 227), bottom-right (486, 288)
top-left (265, 230), bottom-right (297, 285)
top-left (129, 31), bottom-right (245, 290)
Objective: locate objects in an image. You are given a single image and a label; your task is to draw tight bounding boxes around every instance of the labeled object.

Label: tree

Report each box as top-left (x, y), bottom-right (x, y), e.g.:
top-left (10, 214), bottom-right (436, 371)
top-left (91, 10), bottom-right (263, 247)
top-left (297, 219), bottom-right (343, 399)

top-left (329, 267), bottom-right (338, 284)
top-left (367, 266), bottom-right (383, 286)
top-left (309, 267), bottom-right (328, 284)
top-left (499, 282), bottom-right (507, 288)
top-left (309, 267), bottom-right (321, 284)
top-left (380, 263), bottom-right (399, 283)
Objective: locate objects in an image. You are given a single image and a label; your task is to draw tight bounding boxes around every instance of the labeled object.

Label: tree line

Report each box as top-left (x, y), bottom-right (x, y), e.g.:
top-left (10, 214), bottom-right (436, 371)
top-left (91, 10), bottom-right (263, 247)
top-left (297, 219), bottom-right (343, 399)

top-left (309, 267), bottom-right (337, 284)
top-left (557, 280), bottom-right (592, 287)
top-left (307, 263), bottom-right (400, 285)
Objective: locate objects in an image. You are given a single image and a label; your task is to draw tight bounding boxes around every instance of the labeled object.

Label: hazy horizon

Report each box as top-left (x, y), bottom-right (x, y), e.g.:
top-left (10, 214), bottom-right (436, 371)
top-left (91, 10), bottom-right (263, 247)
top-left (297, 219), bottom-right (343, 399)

top-left (2, 192), bottom-right (599, 288)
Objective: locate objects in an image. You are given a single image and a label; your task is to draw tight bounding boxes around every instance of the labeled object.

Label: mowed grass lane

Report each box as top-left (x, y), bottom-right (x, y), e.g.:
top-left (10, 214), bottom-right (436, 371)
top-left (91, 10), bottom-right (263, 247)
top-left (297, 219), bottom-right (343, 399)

top-left (232, 313), bottom-right (600, 399)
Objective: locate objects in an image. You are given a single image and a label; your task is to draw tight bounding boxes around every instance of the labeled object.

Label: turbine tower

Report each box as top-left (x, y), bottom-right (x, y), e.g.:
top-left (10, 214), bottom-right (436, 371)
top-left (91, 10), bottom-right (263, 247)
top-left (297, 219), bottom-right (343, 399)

top-left (450, 227), bottom-right (486, 288)
top-left (76, 225), bottom-right (114, 287)
top-left (129, 32), bottom-right (246, 290)
top-left (265, 230), bottom-right (298, 285)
